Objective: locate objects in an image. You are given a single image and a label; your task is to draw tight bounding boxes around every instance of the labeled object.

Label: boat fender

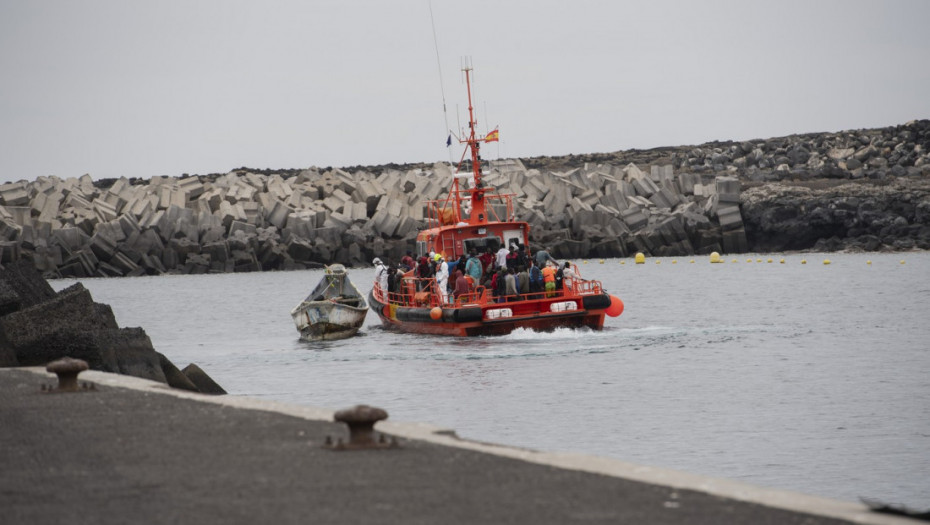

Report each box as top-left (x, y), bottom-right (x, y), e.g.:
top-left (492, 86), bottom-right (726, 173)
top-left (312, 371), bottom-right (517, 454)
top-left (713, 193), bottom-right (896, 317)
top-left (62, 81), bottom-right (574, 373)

top-left (582, 293), bottom-right (611, 311)
top-left (396, 307), bottom-right (434, 323)
top-left (452, 307), bottom-right (483, 323)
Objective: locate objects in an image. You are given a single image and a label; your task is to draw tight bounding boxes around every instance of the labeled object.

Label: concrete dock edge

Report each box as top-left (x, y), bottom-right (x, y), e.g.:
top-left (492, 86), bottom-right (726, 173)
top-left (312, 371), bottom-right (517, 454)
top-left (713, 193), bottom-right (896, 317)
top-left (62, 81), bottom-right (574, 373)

top-left (7, 367), bottom-right (917, 525)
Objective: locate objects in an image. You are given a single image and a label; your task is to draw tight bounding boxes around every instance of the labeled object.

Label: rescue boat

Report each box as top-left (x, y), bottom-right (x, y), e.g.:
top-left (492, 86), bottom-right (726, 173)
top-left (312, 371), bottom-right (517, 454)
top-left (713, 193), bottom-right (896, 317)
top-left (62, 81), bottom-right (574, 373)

top-left (369, 64), bottom-right (623, 336)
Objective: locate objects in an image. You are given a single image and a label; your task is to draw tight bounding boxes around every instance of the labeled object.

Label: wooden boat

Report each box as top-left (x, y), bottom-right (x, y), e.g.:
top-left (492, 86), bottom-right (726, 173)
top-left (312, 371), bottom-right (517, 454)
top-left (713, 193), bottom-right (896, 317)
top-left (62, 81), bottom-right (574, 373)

top-left (369, 64), bottom-right (623, 336)
top-left (291, 264), bottom-right (368, 341)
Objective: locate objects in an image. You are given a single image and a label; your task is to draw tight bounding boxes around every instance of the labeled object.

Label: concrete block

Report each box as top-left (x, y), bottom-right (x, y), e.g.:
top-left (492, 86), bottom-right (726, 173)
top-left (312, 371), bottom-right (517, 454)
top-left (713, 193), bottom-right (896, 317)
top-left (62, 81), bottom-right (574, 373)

top-left (0, 183), bottom-right (30, 206)
top-left (93, 199), bottom-right (118, 222)
top-left (266, 201), bottom-right (293, 230)
top-left (717, 204), bottom-right (744, 231)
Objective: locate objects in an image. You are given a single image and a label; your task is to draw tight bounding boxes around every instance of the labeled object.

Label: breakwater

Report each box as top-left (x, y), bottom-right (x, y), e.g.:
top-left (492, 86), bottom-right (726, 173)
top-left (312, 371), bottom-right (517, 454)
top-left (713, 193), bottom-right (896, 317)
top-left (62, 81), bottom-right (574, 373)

top-left (0, 120), bottom-right (928, 277)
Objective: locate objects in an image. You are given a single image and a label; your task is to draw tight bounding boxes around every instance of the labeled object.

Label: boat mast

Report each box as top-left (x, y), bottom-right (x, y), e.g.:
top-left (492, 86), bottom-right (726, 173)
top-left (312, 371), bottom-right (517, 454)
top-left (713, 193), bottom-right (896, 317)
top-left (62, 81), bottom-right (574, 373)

top-left (461, 65), bottom-right (488, 224)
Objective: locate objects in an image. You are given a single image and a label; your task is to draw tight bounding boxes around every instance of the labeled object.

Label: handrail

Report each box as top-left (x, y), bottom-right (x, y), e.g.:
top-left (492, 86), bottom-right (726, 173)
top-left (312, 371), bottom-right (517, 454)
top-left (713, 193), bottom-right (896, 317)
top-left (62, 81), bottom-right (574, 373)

top-left (377, 273), bottom-right (604, 311)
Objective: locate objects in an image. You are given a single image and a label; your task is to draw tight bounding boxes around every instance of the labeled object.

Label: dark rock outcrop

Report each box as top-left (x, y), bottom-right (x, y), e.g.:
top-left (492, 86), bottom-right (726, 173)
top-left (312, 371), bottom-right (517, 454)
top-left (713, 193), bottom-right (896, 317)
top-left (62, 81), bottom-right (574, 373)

top-left (0, 259), bottom-right (225, 393)
top-left (181, 363), bottom-right (227, 395)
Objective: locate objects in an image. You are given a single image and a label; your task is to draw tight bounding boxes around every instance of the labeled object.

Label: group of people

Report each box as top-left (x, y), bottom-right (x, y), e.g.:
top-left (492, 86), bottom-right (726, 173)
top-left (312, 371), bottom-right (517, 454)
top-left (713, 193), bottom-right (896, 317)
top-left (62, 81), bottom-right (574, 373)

top-left (373, 244), bottom-right (576, 305)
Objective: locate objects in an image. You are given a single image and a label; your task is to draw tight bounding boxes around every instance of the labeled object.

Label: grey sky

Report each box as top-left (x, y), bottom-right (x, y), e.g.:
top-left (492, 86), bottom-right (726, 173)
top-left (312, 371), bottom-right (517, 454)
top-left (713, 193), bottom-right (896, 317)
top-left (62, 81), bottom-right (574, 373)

top-left (1, 0), bottom-right (928, 184)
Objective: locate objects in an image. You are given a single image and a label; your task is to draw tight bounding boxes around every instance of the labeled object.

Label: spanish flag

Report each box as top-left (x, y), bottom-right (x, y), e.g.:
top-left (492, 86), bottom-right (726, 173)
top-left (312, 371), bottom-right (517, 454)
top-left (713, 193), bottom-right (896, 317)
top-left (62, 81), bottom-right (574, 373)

top-left (484, 128), bottom-right (500, 143)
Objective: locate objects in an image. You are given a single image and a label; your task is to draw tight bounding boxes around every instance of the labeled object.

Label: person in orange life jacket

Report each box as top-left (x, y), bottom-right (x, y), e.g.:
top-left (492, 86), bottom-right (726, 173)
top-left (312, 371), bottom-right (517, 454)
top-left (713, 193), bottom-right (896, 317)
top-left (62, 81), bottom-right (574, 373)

top-left (542, 261), bottom-right (557, 297)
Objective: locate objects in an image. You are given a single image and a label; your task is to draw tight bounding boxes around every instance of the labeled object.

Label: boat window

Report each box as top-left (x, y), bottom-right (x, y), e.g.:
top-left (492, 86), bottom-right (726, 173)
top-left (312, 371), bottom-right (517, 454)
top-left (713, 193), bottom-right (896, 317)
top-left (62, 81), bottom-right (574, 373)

top-left (464, 236), bottom-right (501, 254)
top-left (416, 240), bottom-right (427, 257)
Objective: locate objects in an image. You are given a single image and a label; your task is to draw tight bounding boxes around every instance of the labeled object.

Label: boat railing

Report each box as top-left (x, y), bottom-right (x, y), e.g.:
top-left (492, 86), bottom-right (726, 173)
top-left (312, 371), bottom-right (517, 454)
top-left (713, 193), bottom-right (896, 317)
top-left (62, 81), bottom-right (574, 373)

top-left (425, 190), bottom-right (516, 228)
top-left (376, 273), bottom-right (604, 309)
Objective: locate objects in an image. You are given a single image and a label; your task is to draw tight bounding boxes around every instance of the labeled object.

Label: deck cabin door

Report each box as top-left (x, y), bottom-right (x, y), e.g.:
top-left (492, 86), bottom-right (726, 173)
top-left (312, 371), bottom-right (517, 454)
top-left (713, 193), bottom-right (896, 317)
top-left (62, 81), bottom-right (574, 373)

top-left (502, 229), bottom-right (524, 250)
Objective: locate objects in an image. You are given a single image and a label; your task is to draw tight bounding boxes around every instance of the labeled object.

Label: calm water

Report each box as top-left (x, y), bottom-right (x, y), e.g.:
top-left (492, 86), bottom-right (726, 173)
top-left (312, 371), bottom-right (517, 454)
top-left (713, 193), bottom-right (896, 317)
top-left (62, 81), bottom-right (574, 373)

top-left (52, 252), bottom-right (930, 508)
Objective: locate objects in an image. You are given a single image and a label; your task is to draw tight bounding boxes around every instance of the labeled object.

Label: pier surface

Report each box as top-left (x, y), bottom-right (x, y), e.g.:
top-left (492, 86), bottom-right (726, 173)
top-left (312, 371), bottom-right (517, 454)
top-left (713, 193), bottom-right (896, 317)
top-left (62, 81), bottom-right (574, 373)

top-left (0, 368), bottom-right (915, 525)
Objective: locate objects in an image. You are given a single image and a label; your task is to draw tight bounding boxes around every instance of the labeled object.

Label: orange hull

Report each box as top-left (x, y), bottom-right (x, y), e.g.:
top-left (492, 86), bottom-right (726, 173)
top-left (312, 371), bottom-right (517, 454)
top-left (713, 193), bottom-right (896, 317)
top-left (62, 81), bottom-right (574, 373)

top-left (368, 289), bottom-right (608, 337)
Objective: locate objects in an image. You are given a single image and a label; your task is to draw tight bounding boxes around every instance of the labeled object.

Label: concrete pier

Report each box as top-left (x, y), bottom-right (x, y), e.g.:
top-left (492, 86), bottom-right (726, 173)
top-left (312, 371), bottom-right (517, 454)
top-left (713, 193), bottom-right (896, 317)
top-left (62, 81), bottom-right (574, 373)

top-left (0, 367), bottom-right (915, 525)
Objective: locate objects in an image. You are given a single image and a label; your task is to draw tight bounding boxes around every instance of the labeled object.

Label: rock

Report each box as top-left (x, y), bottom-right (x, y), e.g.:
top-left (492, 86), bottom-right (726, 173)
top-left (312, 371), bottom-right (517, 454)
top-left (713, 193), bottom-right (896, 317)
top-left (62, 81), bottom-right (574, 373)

top-left (0, 259), bottom-right (224, 393)
top-left (181, 363), bottom-right (227, 395)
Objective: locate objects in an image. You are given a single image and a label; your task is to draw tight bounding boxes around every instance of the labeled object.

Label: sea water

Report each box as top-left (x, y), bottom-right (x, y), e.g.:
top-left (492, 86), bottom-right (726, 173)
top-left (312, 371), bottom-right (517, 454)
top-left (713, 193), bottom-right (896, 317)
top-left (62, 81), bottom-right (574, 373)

top-left (52, 251), bottom-right (930, 508)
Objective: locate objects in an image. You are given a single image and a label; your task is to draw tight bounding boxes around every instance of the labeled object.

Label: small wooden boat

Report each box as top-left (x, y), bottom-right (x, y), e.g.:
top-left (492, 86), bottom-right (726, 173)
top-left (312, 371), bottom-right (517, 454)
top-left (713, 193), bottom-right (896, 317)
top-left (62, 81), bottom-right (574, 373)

top-left (291, 264), bottom-right (368, 341)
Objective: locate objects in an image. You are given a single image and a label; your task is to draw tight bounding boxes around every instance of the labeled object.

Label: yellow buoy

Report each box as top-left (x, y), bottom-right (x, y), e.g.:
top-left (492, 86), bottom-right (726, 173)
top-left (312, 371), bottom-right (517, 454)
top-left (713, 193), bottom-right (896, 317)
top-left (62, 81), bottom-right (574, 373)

top-left (656, 260), bottom-right (661, 265)
top-left (801, 259), bottom-right (807, 264)
top-left (767, 258), bottom-right (773, 263)
top-left (620, 261), bottom-right (625, 265)
top-left (746, 258), bottom-right (753, 263)
top-left (583, 260), bottom-right (588, 264)
top-left (900, 260), bottom-right (906, 264)
top-left (757, 258), bottom-right (762, 263)
top-left (672, 260), bottom-right (677, 264)
top-left (823, 259), bottom-right (831, 265)
top-left (709, 252), bottom-right (722, 263)
top-left (732, 259), bottom-right (738, 263)
top-left (689, 259), bottom-right (695, 264)
top-left (634, 253), bottom-right (645, 264)
top-left (780, 258), bottom-right (785, 264)
top-left (599, 259), bottom-right (605, 264)
top-left (867, 260), bottom-right (872, 265)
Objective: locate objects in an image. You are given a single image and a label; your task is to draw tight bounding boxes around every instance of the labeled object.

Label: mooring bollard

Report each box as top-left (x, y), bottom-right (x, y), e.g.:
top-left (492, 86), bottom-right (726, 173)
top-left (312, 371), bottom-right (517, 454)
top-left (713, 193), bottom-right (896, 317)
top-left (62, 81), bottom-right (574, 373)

top-left (45, 357), bottom-right (89, 392)
top-left (327, 404), bottom-right (398, 450)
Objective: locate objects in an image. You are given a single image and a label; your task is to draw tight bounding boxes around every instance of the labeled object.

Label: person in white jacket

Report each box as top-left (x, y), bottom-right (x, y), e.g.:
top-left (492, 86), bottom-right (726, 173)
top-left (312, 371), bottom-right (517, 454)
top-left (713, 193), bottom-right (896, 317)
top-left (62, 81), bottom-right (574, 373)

top-left (434, 255), bottom-right (449, 304)
top-left (373, 258), bottom-right (388, 298)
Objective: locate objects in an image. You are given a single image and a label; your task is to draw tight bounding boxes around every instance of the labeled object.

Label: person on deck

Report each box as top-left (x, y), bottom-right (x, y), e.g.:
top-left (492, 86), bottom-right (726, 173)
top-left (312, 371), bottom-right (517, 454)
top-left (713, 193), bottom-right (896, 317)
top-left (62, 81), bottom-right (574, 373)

top-left (504, 267), bottom-right (518, 301)
top-left (415, 256), bottom-right (432, 290)
top-left (480, 247), bottom-right (496, 276)
top-left (542, 261), bottom-right (557, 297)
top-left (435, 256), bottom-right (449, 304)
top-left (517, 265), bottom-right (530, 299)
top-left (465, 250), bottom-right (482, 285)
top-left (400, 251), bottom-right (415, 272)
top-left (373, 258), bottom-right (388, 296)
top-left (494, 267), bottom-right (507, 302)
top-left (562, 261), bottom-right (576, 291)
top-left (505, 246), bottom-right (519, 270)
top-left (528, 259), bottom-right (543, 294)
top-left (496, 245), bottom-right (509, 269)
top-left (453, 271), bottom-right (470, 302)
top-left (534, 247), bottom-right (556, 269)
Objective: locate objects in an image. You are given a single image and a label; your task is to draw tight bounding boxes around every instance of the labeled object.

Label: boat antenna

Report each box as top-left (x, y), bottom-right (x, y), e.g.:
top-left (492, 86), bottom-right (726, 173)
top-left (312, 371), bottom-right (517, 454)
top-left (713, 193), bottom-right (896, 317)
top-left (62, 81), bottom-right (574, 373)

top-left (428, 0), bottom-right (454, 167)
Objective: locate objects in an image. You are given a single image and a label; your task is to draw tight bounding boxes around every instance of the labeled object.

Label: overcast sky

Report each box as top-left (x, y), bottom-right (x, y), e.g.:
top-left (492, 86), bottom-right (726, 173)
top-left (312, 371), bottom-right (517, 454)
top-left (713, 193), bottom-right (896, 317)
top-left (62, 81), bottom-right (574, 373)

top-left (1, 0), bottom-right (928, 184)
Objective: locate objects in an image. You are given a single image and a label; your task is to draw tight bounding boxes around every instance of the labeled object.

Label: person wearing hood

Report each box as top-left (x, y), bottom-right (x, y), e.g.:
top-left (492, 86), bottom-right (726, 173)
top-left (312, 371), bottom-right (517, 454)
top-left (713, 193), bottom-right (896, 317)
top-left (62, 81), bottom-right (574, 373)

top-left (373, 258), bottom-right (388, 297)
top-left (434, 255), bottom-right (449, 304)
top-left (465, 249), bottom-right (482, 285)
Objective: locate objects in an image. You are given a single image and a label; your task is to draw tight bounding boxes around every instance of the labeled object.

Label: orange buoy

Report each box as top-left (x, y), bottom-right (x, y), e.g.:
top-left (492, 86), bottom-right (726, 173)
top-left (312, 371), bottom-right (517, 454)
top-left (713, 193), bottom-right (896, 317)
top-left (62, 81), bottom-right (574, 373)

top-left (605, 295), bottom-right (624, 317)
top-left (429, 307), bottom-right (442, 320)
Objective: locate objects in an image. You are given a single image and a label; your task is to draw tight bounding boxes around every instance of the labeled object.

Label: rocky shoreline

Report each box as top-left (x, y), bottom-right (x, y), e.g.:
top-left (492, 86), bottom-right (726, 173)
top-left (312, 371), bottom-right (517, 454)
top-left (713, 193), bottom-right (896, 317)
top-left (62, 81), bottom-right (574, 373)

top-left (0, 120), bottom-right (927, 277)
